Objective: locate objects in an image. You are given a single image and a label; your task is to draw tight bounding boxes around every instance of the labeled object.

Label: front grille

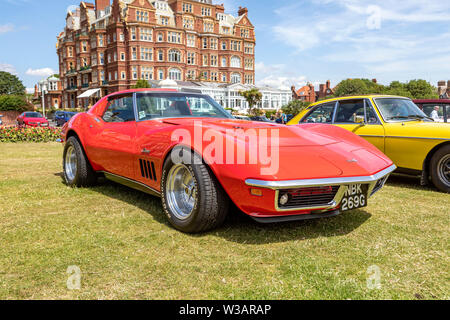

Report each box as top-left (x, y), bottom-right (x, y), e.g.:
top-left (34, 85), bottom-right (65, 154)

top-left (278, 186), bottom-right (340, 209)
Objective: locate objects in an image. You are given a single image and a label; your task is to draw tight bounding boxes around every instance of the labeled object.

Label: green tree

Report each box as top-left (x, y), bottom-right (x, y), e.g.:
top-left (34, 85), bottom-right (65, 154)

top-left (132, 79), bottom-right (151, 89)
top-left (239, 88), bottom-right (263, 117)
top-left (405, 79), bottom-right (438, 99)
top-left (0, 95), bottom-right (29, 111)
top-left (282, 100), bottom-right (310, 116)
top-left (0, 71), bottom-right (26, 96)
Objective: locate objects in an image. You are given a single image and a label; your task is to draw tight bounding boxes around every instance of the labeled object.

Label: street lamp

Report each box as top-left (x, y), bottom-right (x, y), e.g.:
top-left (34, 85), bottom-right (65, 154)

top-left (41, 83), bottom-right (48, 118)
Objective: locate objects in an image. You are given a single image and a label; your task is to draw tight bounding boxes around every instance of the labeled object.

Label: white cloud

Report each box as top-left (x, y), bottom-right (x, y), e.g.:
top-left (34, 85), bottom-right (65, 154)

top-left (26, 88), bottom-right (34, 94)
top-left (0, 24), bottom-right (14, 34)
top-left (271, 0), bottom-right (450, 80)
top-left (0, 63), bottom-right (17, 74)
top-left (25, 67), bottom-right (55, 77)
top-left (255, 62), bottom-right (309, 90)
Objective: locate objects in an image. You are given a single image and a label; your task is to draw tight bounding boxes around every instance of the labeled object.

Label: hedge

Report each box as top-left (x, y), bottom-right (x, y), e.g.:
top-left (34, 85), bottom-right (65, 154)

top-left (0, 127), bottom-right (62, 143)
top-left (0, 95), bottom-right (31, 112)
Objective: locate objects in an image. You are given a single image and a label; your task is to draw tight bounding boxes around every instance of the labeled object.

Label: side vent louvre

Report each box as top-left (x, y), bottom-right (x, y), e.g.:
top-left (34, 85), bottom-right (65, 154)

top-left (139, 159), bottom-right (157, 182)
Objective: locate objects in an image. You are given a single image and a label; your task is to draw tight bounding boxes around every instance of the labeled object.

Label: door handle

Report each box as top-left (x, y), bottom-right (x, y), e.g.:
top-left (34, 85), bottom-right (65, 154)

top-left (142, 148), bottom-right (151, 155)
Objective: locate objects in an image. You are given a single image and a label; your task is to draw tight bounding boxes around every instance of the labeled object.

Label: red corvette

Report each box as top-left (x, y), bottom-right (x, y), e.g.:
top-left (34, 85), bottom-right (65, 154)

top-left (61, 89), bottom-right (396, 233)
top-left (17, 112), bottom-right (49, 127)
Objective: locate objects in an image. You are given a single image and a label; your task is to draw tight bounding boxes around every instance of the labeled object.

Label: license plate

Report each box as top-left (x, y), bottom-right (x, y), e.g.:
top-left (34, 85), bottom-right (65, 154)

top-left (341, 184), bottom-right (368, 212)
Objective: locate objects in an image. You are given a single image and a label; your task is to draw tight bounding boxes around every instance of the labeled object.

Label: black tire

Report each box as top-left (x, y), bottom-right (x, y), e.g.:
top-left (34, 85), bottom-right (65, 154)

top-left (430, 144), bottom-right (450, 193)
top-left (63, 136), bottom-right (97, 187)
top-left (161, 148), bottom-right (229, 233)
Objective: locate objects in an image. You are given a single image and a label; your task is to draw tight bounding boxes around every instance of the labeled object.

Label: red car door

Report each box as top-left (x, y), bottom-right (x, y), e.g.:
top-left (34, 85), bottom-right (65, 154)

top-left (86, 93), bottom-right (138, 179)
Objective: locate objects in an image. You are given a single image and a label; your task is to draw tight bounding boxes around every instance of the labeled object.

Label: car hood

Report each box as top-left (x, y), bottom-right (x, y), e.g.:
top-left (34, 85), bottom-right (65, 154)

top-left (150, 118), bottom-right (393, 180)
top-left (385, 121), bottom-right (450, 139)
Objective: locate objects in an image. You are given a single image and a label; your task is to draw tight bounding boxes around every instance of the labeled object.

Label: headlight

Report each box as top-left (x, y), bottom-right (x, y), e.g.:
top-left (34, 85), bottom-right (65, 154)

top-left (279, 193), bottom-right (290, 206)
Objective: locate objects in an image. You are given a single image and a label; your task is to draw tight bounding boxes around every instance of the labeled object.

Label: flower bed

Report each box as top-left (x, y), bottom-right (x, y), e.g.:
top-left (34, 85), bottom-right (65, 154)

top-left (0, 127), bottom-right (62, 143)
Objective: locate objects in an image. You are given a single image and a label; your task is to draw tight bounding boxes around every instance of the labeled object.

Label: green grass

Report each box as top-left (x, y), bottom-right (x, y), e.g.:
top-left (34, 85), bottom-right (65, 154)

top-left (0, 143), bottom-right (448, 300)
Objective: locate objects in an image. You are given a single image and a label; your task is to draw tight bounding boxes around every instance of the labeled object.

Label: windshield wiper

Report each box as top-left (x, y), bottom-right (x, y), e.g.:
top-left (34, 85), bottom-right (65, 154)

top-left (387, 116), bottom-right (410, 120)
top-left (406, 115), bottom-right (433, 121)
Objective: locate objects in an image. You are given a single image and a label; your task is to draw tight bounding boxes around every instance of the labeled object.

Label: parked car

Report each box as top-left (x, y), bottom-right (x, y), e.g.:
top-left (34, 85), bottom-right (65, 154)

top-left (16, 112), bottom-right (49, 127)
top-left (250, 116), bottom-right (272, 122)
top-left (288, 95), bottom-right (450, 192)
top-left (414, 99), bottom-right (449, 123)
top-left (55, 111), bottom-right (77, 127)
top-left (61, 89), bottom-right (395, 233)
top-left (0, 114), bottom-right (3, 126)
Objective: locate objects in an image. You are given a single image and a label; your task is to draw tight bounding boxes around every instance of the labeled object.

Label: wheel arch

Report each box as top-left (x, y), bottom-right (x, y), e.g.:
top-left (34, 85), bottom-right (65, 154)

top-left (423, 141), bottom-right (450, 179)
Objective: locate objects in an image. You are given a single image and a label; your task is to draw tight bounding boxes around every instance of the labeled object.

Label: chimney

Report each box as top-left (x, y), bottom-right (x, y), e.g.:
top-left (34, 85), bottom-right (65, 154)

top-left (438, 81), bottom-right (446, 87)
top-left (238, 6), bottom-right (248, 16)
top-left (95, 0), bottom-right (110, 14)
top-left (447, 80), bottom-right (450, 88)
top-left (372, 79), bottom-right (377, 83)
top-left (326, 80), bottom-right (331, 89)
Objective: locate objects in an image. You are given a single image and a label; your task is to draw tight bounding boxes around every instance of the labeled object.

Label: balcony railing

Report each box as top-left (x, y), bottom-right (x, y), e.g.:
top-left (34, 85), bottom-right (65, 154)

top-left (79, 65), bottom-right (91, 72)
top-left (102, 81), bottom-right (108, 86)
top-left (82, 83), bottom-right (89, 88)
top-left (66, 85), bottom-right (77, 91)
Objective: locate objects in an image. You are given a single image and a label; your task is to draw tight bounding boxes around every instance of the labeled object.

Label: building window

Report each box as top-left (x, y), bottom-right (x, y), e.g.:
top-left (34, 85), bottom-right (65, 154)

top-left (121, 52), bottom-right (125, 61)
top-left (99, 53), bottom-right (104, 65)
top-left (221, 26), bottom-right (231, 35)
top-left (140, 28), bottom-right (153, 41)
top-left (221, 41), bottom-right (227, 50)
top-left (168, 49), bottom-right (181, 62)
top-left (158, 50), bottom-right (164, 61)
top-left (132, 67), bottom-right (138, 80)
top-left (231, 41), bottom-right (242, 51)
top-left (141, 67), bottom-right (153, 80)
top-left (244, 58), bottom-right (254, 70)
top-left (210, 55), bottom-right (218, 67)
top-left (157, 33), bottom-right (163, 42)
top-left (121, 71), bottom-right (126, 80)
top-left (203, 21), bottom-right (214, 33)
top-left (240, 29), bottom-right (249, 38)
top-left (203, 38), bottom-right (208, 49)
top-left (169, 68), bottom-right (182, 81)
top-left (120, 33), bottom-right (124, 42)
top-left (182, 3), bottom-right (193, 13)
top-left (186, 70), bottom-right (196, 80)
top-left (131, 27), bottom-right (137, 41)
top-left (211, 72), bottom-right (218, 81)
top-left (168, 32), bottom-right (181, 43)
top-left (210, 38), bottom-right (218, 50)
top-left (158, 69), bottom-right (164, 80)
top-left (231, 73), bottom-right (241, 84)
top-left (131, 47), bottom-right (137, 60)
top-left (201, 7), bottom-right (211, 16)
top-left (230, 56), bottom-right (241, 68)
top-left (244, 42), bottom-right (254, 54)
top-left (245, 74), bottom-right (254, 85)
top-left (161, 17), bottom-right (169, 26)
top-left (81, 41), bottom-right (87, 52)
top-left (183, 17), bottom-right (194, 29)
top-left (187, 34), bottom-right (195, 47)
top-left (221, 57), bottom-right (227, 67)
top-left (203, 54), bottom-right (208, 66)
top-left (98, 35), bottom-right (104, 47)
top-left (136, 10), bottom-right (149, 22)
top-left (221, 73), bottom-right (227, 82)
top-left (187, 52), bottom-right (195, 65)
top-left (141, 47), bottom-right (153, 61)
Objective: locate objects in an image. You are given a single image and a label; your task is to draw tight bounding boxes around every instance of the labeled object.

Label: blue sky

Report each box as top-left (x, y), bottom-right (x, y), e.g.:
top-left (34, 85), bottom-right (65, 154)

top-left (1, 0), bottom-right (450, 92)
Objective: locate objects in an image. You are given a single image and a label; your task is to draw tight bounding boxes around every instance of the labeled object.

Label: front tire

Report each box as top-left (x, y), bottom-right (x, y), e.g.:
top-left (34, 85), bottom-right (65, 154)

top-left (161, 149), bottom-right (229, 233)
top-left (430, 145), bottom-right (450, 193)
top-left (63, 136), bottom-right (97, 187)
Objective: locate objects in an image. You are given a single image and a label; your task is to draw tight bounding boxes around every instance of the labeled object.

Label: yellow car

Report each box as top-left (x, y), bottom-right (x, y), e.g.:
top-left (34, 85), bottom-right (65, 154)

top-left (288, 95), bottom-right (450, 193)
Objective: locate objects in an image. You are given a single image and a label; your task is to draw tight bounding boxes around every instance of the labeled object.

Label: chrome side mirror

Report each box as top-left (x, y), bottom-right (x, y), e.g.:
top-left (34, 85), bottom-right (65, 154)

top-left (354, 115), bottom-right (366, 124)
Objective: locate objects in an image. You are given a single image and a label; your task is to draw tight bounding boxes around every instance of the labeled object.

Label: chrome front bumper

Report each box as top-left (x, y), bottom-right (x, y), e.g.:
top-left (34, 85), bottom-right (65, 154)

top-left (245, 164), bottom-right (397, 212)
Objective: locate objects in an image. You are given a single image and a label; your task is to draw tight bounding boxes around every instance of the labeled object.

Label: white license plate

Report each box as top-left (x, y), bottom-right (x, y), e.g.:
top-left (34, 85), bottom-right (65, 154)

top-left (341, 184), bottom-right (368, 212)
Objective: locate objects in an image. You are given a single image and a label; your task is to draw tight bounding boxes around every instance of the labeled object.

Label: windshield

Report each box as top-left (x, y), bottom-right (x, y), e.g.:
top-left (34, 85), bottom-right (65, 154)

top-left (136, 93), bottom-right (233, 121)
top-left (25, 112), bottom-right (43, 118)
top-left (374, 98), bottom-right (431, 122)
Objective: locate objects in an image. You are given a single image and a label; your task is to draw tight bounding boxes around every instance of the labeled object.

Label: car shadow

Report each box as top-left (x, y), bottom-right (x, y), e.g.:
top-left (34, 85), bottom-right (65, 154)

top-left (387, 174), bottom-right (437, 192)
top-left (56, 175), bottom-right (372, 244)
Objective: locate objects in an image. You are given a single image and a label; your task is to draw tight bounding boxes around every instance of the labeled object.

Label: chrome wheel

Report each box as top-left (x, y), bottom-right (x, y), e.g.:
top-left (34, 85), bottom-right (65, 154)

top-left (65, 145), bottom-right (77, 181)
top-left (437, 154), bottom-right (450, 187)
top-left (165, 164), bottom-right (197, 220)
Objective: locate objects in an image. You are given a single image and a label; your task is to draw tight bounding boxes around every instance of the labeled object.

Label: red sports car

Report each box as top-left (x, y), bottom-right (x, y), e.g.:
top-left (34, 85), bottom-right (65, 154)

top-left (17, 112), bottom-right (49, 127)
top-left (61, 89), bottom-right (396, 233)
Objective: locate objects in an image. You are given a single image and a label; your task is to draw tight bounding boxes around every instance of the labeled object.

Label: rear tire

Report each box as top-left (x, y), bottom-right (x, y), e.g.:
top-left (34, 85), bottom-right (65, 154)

top-left (63, 136), bottom-right (97, 187)
top-left (430, 145), bottom-right (450, 193)
top-left (161, 148), bottom-right (229, 233)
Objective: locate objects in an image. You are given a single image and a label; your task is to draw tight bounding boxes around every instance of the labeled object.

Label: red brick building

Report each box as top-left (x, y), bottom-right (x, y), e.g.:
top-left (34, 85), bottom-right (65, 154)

top-left (291, 80), bottom-right (334, 103)
top-left (57, 0), bottom-right (256, 109)
top-left (34, 76), bottom-right (63, 109)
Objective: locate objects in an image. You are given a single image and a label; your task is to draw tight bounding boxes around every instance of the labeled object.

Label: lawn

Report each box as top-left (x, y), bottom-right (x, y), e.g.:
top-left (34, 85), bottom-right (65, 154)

top-left (0, 143), bottom-right (448, 300)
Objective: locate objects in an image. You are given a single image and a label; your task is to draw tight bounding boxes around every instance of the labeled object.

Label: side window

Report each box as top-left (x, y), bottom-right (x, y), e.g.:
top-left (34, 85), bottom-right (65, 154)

top-left (422, 104), bottom-right (444, 122)
top-left (335, 99), bottom-right (364, 123)
top-left (102, 95), bottom-right (135, 123)
top-left (365, 99), bottom-right (380, 124)
top-left (301, 103), bottom-right (335, 123)
top-left (446, 105), bottom-right (450, 122)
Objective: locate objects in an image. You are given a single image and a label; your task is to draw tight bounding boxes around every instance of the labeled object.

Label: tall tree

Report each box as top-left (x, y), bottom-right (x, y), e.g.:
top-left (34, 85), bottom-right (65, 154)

top-left (132, 79), bottom-right (152, 89)
top-left (239, 88), bottom-right (263, 116)
top-left (0, 71), bottom-right (26, 96)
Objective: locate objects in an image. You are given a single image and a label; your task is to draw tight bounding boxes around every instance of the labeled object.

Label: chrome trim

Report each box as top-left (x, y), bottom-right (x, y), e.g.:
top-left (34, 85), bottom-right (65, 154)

top-left (246, 164), bottom-right (397, 212)
top-left (245, 164), bottom-right (397, 189)
top-left (101, 171), bottom-right (161, 197)
top-left (385, 136), bottom-right (450, 141)
top-left (358, 135), bottom-right (385, 138)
